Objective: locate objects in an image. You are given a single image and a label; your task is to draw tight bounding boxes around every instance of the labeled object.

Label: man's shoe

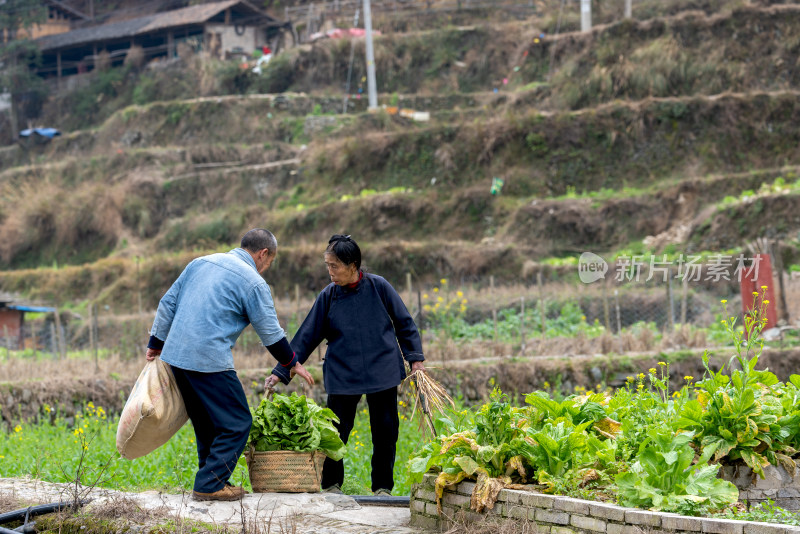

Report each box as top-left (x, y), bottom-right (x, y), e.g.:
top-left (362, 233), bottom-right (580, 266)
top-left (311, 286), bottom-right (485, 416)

top-left (322, 484), bottom-right (343, 494)
top-left (192, 483), bottom-right (247, 501)
top-left (373, 488), bottom-right (392, 496)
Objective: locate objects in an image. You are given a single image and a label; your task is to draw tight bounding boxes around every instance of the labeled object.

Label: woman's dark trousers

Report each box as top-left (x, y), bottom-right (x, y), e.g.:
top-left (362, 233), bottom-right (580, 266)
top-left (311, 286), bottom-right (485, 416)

top-left (321, 386), bottom-right (399, 492)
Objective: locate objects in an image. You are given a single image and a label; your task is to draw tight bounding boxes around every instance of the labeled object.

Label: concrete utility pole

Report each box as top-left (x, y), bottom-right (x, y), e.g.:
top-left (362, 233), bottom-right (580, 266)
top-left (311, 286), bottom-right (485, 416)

top-left (363, 0), bottom-right (378, 109)
top-left (624, 0), bottom-right (632, 18)
top-left (581, 0), bottom-right (591, 32)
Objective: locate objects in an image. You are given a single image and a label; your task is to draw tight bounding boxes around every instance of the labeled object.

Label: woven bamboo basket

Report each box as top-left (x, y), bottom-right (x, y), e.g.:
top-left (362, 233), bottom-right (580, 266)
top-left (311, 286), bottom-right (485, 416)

top-left (245, 448), bottom-right (325, 493)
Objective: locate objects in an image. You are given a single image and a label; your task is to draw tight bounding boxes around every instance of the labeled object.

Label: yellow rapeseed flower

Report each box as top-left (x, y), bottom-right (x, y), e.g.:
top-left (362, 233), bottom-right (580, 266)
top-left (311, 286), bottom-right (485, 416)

top-left (753, 291), bottom-right (759, 296)
top-left (626, 376), bottom-right (634, 383)
top-left (761, 285), bottom-right (768, 289)
top-left (658, 361), bottom-right (666, 366)
top-left (637, 373), bottom-right (645, 379)
top-left (437, 296), bottom-right (444, 303)
top-left (433, 287), bottom-right (439, 293)
top-left (764, 300), bottom-right (770, 305)
top-left (684, 376), bottom-right (694, 381)
top-left (649, 368), bottom-right (656, 374)
top-left (457, 291), bottom-right (464, 298)
top-left (721, 299), bottom-right (727, 304)
top-left (14, 425), bottom-right (21, 433)
top-left (423, 293), bottom-right (429, 299)
top-left (441, 278), bottom-right (447, 285)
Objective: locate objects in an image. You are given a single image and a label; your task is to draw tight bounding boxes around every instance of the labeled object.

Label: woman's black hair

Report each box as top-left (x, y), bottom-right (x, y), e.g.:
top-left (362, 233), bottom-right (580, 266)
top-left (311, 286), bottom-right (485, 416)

top-left (326, 234), bottom-right (361, 270)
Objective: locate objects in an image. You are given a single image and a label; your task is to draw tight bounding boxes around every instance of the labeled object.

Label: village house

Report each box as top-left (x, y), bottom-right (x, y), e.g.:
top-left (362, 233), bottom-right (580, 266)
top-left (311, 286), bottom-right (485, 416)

top-left (1, 0), bottom-right (90, 43)
top-left (34, 0), bottom-right (287, 84)
top-left (0, 292), bottom-right (55, 350)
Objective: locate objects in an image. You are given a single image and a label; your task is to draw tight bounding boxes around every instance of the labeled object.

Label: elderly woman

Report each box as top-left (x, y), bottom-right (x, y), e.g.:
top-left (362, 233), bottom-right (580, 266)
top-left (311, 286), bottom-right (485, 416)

top-left (265, 234), bottom-right (425, 495)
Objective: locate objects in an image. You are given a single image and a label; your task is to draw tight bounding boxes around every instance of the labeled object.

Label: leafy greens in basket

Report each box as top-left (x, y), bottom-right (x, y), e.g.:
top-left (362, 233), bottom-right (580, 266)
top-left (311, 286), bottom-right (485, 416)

top-left (249, 392), bottom-right (347, 461)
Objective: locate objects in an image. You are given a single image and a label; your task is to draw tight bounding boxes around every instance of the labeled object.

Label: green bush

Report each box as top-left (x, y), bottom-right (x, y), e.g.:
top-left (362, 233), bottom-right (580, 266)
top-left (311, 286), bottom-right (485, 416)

top-left (252, 53), bottom-right (295, 94)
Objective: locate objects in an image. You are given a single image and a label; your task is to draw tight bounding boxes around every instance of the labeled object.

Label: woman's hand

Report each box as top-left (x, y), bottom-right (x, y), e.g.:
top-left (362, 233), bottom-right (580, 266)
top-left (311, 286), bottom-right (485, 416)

top-left (410, 361), bottom-right (425, 374)
top-left (291, 362), bottom-right (315, 386)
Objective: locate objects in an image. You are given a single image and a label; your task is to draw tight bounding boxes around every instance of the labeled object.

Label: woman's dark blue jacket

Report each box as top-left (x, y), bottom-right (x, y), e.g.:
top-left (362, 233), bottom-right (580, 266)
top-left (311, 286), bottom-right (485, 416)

top-left (272, 273), bottom-right (424, 395)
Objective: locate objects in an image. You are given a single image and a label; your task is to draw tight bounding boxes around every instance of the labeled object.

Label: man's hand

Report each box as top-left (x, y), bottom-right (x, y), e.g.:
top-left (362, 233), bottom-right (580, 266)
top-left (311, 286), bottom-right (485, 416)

top-left (264, 374), bottom-right (281, 393)
top-left (410, 361), bottom-right (426, 374)
top-left (290, 362), bottom-right (315, 386)
top-left (146, 348), bottom-right (161, 362)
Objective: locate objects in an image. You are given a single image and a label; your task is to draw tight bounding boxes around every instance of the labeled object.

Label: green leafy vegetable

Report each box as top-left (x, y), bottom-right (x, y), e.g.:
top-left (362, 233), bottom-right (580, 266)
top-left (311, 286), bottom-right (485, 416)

top-left (615, 428), bottom-right (738, 513)
top-left (248, 393), bottom-right (346, 461)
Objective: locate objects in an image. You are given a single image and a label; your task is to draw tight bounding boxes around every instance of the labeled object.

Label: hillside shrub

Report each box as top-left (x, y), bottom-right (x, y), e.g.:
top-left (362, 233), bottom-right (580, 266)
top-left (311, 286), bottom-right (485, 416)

top-left (252, 53), bottom-right (294, 94)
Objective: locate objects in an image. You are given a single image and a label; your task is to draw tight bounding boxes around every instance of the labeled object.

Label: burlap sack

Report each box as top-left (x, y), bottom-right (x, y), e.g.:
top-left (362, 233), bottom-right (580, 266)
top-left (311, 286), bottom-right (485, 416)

top-left (116, 358), bottom-right (188, 459)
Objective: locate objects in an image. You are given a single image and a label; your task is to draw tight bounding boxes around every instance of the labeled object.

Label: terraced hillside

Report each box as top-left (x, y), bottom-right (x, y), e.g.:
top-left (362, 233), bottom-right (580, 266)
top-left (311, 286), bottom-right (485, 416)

top-left (2, 1), bottom-right (800, 311)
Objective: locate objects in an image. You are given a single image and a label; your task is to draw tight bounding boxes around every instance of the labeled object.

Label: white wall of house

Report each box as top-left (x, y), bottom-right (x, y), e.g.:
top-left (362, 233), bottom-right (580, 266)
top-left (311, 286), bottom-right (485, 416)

top-left (0, 93), bottom-right (10, 112)
top-left (205, 23), bottom-right (267, 57)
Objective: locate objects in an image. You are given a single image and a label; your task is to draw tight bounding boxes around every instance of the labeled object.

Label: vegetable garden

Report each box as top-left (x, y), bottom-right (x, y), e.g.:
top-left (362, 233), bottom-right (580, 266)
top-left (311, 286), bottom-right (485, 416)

top-left (408, 291), bottom-right (800, 523)
top-left (2, 290), bottom-right (800, 528)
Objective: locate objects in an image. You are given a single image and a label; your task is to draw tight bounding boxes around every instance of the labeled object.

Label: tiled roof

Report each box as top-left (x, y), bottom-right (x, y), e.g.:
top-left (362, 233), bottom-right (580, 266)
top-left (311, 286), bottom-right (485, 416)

top-left (36, 0), bottom-right (273, 51)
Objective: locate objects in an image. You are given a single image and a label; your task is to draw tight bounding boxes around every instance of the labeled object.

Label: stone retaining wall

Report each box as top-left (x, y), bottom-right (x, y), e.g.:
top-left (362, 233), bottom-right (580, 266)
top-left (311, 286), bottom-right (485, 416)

top-left (721, 465), bottom-right (800, 512)
top-left (410, 473), bottom-right (800, 533)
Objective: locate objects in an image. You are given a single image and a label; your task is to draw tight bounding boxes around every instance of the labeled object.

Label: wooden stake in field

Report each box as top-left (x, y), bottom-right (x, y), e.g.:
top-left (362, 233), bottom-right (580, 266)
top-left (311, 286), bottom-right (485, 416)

top-left (666, 270), bottom-right (675, 332)
top-left (406, 272), bottom-right (413, 317)
top-left (681, 275), bottom-right (688, 325)
top-left (53, 308), bottom-right (66, 360)
top-left (520, 296), bottom-right (526, 357)
top-left (32, 321), bottom-right (37, 359)
top-left (53, 309), bottom-right (61, 359)
top-left (136, 256), bottom-right (142, 315)
top-left (537, 272), bottom-right (546, 338)
top-left (50, 322), bottom-right (57, 359)
top-left (90, 303), bottom-right (99, 373)
top-left (614, 290), bottom-right (623, 353)
top-left (490, 275), bottom-right (498, 343)
top-left (294, 283), bottom-right (301, 327)
top-left (3, 325), bottom-right (9, 360)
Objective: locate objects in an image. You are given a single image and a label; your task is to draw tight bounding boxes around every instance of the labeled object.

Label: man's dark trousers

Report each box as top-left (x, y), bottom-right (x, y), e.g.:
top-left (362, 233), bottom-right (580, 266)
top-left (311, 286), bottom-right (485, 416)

top-left (170, 366), bottom-right (252, 493)
top-left (321, 386), bottom-right (398, 492)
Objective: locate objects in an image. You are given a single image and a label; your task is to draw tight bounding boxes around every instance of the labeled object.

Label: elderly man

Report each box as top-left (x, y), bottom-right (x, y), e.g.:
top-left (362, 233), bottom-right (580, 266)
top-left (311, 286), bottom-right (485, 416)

top-left (145, 228), bottom-right (313, 501)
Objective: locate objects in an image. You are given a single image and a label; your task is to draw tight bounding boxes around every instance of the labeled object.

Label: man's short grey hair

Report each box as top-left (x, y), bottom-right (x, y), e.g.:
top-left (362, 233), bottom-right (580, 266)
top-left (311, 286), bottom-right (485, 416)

top-left (241, 228), bottom-right (277, 253)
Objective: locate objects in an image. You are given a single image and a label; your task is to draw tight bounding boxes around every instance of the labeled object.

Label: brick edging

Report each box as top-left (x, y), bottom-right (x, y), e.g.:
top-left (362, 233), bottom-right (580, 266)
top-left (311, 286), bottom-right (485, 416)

top-left (410, 473), bottom-right (800, 533)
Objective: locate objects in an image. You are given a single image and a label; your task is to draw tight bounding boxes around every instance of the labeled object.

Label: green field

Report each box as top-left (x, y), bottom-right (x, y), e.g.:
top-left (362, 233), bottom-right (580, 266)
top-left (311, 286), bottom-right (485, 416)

top-left (0, 399), bottom-right (430, 497)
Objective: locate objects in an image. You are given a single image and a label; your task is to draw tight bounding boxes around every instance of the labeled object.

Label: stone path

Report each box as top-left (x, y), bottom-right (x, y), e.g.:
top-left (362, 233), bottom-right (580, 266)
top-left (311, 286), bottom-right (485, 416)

top-left (0, 478), bottom-right (422, 533)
